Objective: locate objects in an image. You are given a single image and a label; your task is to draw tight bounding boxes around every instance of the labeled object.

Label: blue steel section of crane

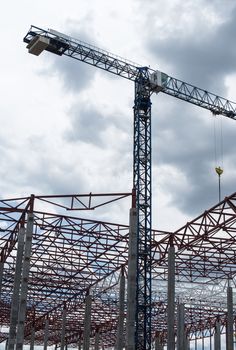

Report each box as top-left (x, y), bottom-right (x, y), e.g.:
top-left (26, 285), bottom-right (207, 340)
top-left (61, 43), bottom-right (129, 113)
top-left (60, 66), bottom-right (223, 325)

top-left (133, 67), bottom-right (152, 349)
top-left (23, 25), bottom-right (236, 350)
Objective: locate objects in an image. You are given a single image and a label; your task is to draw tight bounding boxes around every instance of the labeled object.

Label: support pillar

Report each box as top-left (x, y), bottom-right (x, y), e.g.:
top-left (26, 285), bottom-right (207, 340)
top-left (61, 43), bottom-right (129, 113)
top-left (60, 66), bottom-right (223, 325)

top-left (8, 225), bottom-right (26, 350)
top-left (155, 332), bottom-right (162, 350)
top-left (177, 303), bottom-right (185, 350)
top-left (126, 207), bottom-right (137, 350)
top-left (82, 291), bottom-right (92, 350)
top-left (214, 321), bottom-right (221, 350)
top-left (77, 337), bottom-right (82, 350)
top-left (15, 210), bottom-right (34, 350)
top-left (227, 284), bottom-right (233, 350)
top-left (44, 318), bottom-right (49, 350)
top-left (116, 267), bottom-right (125, 350)
top-left (94, 329), bottom-right (99, 350)
top-left (167, 244), bottom-right (175, 350)
top-left (0, 260), bottom-right (4, 299)
top-left (30, 327), bottom-right (35, 350)
top-left (60, 305), bottom-right (67, 350)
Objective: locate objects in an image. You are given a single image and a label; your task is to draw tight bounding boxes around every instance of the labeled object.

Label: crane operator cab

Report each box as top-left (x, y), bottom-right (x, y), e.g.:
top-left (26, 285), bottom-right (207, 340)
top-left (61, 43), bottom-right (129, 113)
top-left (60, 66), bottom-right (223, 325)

top-left (149, 71), bottom-right (169, 93)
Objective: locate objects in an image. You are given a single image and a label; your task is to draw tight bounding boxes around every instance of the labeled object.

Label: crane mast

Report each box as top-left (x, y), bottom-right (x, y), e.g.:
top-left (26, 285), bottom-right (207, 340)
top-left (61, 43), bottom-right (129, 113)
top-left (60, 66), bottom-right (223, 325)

top-left (23, 25), bottom-right (236, 350)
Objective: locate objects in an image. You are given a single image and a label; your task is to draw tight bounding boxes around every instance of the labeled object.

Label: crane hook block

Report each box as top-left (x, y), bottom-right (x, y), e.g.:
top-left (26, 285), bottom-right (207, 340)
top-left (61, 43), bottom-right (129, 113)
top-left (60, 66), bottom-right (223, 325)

top-left (215, 166), bottom-right (223, 176)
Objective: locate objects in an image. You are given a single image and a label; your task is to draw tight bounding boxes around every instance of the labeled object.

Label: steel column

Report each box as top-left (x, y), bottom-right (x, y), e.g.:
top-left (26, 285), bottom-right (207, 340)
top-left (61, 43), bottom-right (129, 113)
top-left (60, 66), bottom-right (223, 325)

top-left (15, 211), bottom-right (34, 350)
top-left (7, 226), bottom-right (25, 350)
top-left (167, 244), bottom-right (175, 350)
top-left (116, 268), bottom-right (125, 350)
top-left (133, 67), bottom-right (152, 350)
top-left (126, 207), bottom-right (137, 350)
top-left (82, 292), bottom-right (92, 350)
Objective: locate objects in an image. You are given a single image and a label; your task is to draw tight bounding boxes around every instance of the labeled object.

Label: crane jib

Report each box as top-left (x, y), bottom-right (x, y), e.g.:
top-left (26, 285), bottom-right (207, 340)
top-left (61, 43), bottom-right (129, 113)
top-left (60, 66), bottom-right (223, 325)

top-left (23, 25), bottom-right (236, 119)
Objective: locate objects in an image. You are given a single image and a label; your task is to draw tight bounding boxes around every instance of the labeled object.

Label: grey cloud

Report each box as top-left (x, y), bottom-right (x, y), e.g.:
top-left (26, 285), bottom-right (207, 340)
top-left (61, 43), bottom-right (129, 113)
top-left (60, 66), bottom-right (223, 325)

top-left (146, 4), bottom-right (236, 93)
top-left (139, 2), bottom-right (236, 216)
top-left (39, 21), bottom-right (98, 94)
top-left (65, 105), bottom-right (107, 147)
top-left (152, 96), bottom-right (236, 216)
top-left (65, 103), bottom-right (131, 150)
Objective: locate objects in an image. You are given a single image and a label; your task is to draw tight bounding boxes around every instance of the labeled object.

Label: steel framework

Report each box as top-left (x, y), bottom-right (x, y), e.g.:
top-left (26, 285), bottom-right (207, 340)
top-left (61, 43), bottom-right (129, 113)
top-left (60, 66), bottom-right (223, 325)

top-left (0, 192), bottom-right (236, 347)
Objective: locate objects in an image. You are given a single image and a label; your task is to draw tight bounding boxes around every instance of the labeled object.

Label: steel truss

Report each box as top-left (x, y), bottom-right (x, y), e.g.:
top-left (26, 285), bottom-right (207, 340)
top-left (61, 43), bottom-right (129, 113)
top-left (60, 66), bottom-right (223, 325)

top-left (0, 192), bottom-right (236, 347)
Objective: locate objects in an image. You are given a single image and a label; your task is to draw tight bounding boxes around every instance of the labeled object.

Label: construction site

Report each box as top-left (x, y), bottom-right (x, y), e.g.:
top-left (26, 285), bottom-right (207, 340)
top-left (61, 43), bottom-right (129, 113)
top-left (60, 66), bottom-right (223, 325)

top-left (0, 25), bottom-right (236, 350)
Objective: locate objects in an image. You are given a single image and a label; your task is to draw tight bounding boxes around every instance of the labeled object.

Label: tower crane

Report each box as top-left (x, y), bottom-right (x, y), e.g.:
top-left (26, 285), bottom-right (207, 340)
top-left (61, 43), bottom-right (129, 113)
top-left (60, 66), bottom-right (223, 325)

top-left (23, 25), bottom-right (236, 350)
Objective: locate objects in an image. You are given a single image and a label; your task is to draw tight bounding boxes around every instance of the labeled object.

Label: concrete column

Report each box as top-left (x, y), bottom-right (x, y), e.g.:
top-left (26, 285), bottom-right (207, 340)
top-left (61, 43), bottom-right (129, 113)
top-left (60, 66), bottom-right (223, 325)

top-left (167, 244), bottom-right (175, 350)
top-left (227, 285), bottom-right (233, 350)
top-left (77, 337), bottom-right (82, 350)
top-left (126, 207), bottom-right (137, 350)
top-left (155, 332), bottom-right (162, 350)
top-left (60, 306), bottom-right (67, 350)
top-left (214, 321), bottom-right (221, 350)
top-left (185, 336), bottom-right (190, 350)
top-left (82, 292), bottom-right (92, 350)
top-left (116, 268), bottom-right (125, 350)
top-left (8, 226), bottom-right (26, 350)
top-left (44, 318), bottom-right (49, 350)
top-left (15, 212), bottom-right (34, 350)
top-left (30, 327), bottom-right (35, 350)
top-left (0, 260), bottom-right (4, 299)
top-left (94, 329), bottom-right (99, 350)
top-left (177, 303), bottom-right (185, 350)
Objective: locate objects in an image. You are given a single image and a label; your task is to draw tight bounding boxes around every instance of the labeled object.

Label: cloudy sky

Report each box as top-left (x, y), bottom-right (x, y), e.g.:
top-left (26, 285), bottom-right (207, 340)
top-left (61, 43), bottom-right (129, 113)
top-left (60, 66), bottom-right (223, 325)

top-left (1, 0), bottom-right (236, 231)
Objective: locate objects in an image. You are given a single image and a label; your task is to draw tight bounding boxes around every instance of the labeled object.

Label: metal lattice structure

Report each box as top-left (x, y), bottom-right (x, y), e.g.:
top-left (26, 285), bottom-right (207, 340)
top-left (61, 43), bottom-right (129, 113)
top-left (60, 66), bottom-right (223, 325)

top-left (0, 192), bottom-right (236, 347)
